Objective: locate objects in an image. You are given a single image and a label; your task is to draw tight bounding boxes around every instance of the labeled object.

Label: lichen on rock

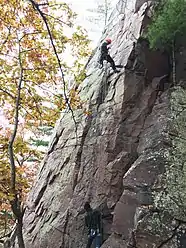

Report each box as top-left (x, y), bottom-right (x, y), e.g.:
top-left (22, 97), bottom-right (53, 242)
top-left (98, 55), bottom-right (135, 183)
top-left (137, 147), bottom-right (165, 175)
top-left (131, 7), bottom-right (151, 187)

top-left (154, 86), bottom-right (186, 221)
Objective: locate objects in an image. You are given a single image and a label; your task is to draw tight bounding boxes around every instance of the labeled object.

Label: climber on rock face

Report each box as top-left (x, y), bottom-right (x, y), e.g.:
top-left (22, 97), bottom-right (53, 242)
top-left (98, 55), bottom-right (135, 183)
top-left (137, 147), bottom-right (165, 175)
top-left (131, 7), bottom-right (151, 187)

top-left (84, 202), bottom-right (101, 248)
top-left (99, 38), bottom-right (120, 73)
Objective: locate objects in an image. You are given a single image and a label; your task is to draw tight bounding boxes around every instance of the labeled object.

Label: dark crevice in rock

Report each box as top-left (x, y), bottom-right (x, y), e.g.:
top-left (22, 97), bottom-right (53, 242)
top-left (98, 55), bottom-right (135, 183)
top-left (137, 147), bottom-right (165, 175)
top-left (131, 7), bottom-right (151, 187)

top-left (60, 156), bottom-right (70, 170)
top-left (50, 224), bottom-right (63, 235)
top-left (119, 154), bottom-right (138, 193)
top-left (72, 112), bottom-right (93, 191)
top-left (97, 69), bottom-right (123, 107)
top-left (34, 184), bottom-right (47, 207)
top-left (27, 214), bottom-right (43, 236)
top-left (48, 128), bottom-right (64, 155)
top-left (31, 233), bottom-right (37, 244)
top-left (97, 71), bottom-right (110, 106)
top-left (28, 210), bottom-right (59, 235)
top-left (28, 224), bottom-right (36, 234)
top-left (50, 211), bottom-right (59, 222)
top-left (38, 159), bottom-right (48, 177)
top-left (139, 89), bottom-right (158, 131)
top-left (44, 213), bottom-right (52, 223)
top-left (107, 75), bottom-right (123, 102)
top-left (34, 170), bottom-right (52, 207)
top-left (49, 172), bottom-right (59, 185)
top-left (139, 12), bottom-right (172, 84)
top-left (36, 204), bottom-right (46, 217)
top-left (124, 43), bottom-right (136, 71)
top-left (125, 34), bottom-right (171, 85)
top-left (60, 209), bottom-right (70, 248)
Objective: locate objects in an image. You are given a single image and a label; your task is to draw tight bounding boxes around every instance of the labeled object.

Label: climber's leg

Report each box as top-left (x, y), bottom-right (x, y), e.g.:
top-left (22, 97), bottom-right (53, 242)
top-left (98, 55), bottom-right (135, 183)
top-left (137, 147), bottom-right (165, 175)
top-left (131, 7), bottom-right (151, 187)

top-left (86, 235), bottom-right (94, 248)
top-left (106, 55), bottom-right (120, 73)
top-left (106, 55), bottom-right (116, 70)
top-left (95, 234), bottom-right (101, 248)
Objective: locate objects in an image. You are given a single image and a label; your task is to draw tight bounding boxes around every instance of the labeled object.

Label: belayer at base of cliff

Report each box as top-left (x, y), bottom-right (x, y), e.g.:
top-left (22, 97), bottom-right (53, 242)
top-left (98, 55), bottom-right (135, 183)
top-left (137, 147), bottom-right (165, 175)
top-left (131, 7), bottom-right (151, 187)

top-left (99, 38), bottom-right (123, 73)
top-left (84, 202), bottom-right (102, 248)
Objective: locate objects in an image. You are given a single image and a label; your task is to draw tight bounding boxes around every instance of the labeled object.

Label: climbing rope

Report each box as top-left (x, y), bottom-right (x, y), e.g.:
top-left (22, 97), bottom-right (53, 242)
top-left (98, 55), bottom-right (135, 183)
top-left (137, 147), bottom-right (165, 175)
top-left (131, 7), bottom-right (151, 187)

top-left (102, 61), bottom-right (109, 103)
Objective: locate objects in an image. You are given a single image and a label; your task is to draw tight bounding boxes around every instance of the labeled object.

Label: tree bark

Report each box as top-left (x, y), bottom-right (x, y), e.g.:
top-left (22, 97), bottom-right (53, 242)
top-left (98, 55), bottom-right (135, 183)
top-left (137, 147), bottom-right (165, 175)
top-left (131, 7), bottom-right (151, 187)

top-left (8, 37), bottom-right (25, 248)
top-left (16, 217), bottom-right (25, 248)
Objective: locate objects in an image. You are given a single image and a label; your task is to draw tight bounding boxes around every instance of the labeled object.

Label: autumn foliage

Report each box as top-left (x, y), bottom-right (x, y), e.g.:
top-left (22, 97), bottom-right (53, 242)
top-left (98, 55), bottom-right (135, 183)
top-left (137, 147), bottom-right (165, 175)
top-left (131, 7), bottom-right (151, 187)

top-left (0, 0), bottom-right (91, 243)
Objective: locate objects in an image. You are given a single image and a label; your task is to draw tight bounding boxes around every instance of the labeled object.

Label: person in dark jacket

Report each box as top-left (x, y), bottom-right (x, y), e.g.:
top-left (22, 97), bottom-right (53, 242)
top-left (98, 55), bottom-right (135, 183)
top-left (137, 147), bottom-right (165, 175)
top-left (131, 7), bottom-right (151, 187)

top-left (84, 202), bottom-right (101, 248)
top-left (99, 38), bottom-right (120, 73)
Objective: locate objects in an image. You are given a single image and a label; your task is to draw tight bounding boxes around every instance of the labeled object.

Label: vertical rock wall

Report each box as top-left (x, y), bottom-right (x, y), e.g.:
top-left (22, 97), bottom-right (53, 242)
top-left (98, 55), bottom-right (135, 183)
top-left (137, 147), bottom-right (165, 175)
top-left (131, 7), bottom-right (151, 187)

top-left (22, 0), bottom-right (186, 247)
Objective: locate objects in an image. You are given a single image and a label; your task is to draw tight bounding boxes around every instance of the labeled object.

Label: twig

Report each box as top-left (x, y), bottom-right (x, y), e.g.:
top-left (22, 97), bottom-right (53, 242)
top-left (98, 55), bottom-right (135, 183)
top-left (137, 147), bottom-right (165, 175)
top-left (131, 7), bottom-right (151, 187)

top-left (43, 13), bottom-right (73, 27)
top-left (0, 87), bottom-right (15, 99)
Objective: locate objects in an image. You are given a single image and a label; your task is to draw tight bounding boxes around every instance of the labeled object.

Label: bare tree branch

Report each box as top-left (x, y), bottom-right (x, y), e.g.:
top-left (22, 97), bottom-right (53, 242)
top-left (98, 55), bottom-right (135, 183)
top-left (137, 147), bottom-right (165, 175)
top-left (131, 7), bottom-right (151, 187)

top-left (28, 0), bottom-right (78, 139)
top-left (0, 87), bottom-right (16, 99)
top-left (43, 13), bottom-right (73, 27)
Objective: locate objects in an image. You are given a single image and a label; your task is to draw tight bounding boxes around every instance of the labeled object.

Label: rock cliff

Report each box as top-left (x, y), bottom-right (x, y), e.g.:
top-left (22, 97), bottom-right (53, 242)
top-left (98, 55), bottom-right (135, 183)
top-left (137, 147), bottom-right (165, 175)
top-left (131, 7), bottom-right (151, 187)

top-left (23, 0), bottom-right (186, 247)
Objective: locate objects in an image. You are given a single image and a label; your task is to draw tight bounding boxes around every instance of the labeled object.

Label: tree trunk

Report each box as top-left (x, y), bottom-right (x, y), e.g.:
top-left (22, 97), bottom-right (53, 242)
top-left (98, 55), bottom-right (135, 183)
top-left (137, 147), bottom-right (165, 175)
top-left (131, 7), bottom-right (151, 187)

top-left (10, 198), bottom-right (25, 248)
top-left (8, 39), bottom-right (25, 248)
top-left (16, 217), bottom-right (25, 248)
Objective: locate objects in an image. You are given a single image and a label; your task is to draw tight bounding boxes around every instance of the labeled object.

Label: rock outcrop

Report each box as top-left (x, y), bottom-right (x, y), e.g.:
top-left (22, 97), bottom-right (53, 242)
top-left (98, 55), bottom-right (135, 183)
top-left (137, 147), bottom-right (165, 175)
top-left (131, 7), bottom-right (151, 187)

top-left (22, 0), bottom-right (186, 247)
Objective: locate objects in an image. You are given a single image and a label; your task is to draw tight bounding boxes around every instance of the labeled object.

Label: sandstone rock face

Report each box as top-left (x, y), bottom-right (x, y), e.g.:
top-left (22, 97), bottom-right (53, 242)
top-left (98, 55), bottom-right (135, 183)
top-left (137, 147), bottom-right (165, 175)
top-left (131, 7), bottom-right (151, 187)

top-left (22, 0), bottom-right (186, 248)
